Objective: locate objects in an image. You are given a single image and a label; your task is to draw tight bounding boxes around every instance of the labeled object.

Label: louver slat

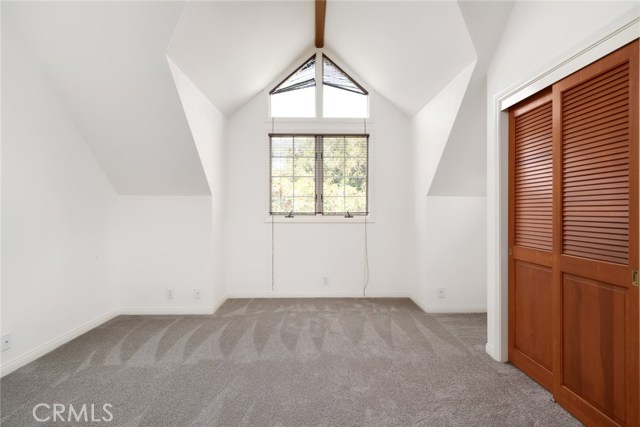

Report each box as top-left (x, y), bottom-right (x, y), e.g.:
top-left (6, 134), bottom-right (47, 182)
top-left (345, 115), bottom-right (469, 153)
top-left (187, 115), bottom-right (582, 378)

top-left (515, 102), bottom-right (553, 251)
top-left (562, 63), bottom-right (630, 265)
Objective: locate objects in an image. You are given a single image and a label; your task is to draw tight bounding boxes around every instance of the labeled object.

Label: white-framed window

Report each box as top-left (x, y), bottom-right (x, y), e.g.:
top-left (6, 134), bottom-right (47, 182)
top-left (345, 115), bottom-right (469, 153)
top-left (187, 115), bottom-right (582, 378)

top-left (270, 53), bottom-right (368, 119)
top-left (270, 134), bottom-right (368, 216)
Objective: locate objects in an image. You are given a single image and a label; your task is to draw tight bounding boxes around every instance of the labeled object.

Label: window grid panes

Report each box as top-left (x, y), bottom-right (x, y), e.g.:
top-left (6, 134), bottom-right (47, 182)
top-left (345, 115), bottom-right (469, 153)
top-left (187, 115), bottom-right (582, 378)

top-left (269, 53), bottom-right (368, 119)
top-left (270, 135), bottom-right (368, 216)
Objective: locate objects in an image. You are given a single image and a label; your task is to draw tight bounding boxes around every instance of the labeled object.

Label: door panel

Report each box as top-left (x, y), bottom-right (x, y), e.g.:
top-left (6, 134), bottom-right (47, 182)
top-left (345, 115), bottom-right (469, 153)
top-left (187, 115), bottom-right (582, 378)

top-left (552, 40), bottom-right (638, 427)
top-left (509, 40), bottom-right (639, 427)
top-left (562, 274), bottom-right (626, 425)
top-left (509, 90), bottom-right (554, 390)
top-left (514, 261), bottom-right (553, 371)
top-left (561, 60), bottom-right (630, 266)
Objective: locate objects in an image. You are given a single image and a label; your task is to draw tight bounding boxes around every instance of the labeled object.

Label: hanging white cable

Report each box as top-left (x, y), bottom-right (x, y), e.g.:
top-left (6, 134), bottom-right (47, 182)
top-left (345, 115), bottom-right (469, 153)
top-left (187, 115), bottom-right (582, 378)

top-left (271, 117), bottom-right (275, 292)
top-left (363, 213), bottom-right (369, 296)
top-left (362, 118), bottom-right (369, 296)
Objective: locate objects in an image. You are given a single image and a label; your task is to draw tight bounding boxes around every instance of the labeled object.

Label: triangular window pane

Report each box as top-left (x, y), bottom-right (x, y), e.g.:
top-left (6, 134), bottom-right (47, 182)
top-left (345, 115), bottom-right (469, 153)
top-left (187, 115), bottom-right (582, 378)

top-left (322, 55), bottom-right (367, 95)
top-left (270, 56), bottom-right (316, 95)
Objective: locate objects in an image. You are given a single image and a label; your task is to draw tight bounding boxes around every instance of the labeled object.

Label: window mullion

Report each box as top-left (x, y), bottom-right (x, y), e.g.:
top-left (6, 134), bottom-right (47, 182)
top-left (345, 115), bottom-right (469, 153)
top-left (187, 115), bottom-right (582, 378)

top-left (315, 51), bottom-right (322, 118)
top-left (315, 136), bottom-right (323, 214)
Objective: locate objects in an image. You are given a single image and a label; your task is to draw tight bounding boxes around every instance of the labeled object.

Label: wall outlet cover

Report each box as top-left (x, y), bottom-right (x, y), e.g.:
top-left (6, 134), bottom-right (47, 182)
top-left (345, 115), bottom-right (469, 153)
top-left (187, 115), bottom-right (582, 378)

top-left (1, 333), bottom-right (12, 352)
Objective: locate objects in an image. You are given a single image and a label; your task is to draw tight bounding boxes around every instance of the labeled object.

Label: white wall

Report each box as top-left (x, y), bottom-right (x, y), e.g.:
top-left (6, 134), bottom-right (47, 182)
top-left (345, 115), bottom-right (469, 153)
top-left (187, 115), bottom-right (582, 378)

top-left (225, 92), bottom-right (413, 297)
top-left (420, 196), bottom-right (486, 312)
top-left (112, 196), bottom-right (217, 313)
top-left (1, 23), bottom-right (118, 374)
top-left (168, 57), bottom-right (228, 309)
top-left (486, 1), bottom-right (639, 361)
top-left (411, 63), bottom-right (489, 312)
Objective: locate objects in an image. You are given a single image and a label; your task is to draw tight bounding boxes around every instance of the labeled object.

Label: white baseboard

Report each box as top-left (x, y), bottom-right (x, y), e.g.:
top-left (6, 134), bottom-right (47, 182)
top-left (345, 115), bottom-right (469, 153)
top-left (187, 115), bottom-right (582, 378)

top-left (420, 305), bottom-right (487, 313)
top-left (225, 291), bottom-right (409, 299)
top-left (0, 309), bottom-right (120, 378)
top-left (485, 343), bottom-right (498, 361)
top-left (211, 293), bottom-right (228, 314)
top-left (120, 293), bottom-right (229, 315)
top-left (119, 307), bottom-right (216, 315)
top-left (410, 296), bottom-right (487, 314)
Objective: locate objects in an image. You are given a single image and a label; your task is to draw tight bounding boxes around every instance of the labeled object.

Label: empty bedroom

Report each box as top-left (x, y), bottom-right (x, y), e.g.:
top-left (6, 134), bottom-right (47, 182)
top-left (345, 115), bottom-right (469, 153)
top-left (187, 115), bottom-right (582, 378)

top-left (1, 1), bottom-right (638, 426)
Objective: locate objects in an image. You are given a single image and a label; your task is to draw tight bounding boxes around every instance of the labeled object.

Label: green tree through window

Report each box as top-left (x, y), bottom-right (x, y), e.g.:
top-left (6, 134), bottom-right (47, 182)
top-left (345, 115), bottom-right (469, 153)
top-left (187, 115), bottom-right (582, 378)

top-left (270, 135), bottom-right (368, 216)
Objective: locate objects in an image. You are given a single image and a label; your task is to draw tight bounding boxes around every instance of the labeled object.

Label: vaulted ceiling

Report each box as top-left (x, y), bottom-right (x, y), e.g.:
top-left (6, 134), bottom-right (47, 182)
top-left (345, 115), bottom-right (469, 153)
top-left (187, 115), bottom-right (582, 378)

top-left (3, 1), bottom-right (210, 195)
top-left (324, 1), bottom-right (477, 117)
top-left (3, 1), bottom-right (514, 195)
top-left (167, 1), bottom-right (316, 118)
top-left (168, 1), bottom-right (479, 117)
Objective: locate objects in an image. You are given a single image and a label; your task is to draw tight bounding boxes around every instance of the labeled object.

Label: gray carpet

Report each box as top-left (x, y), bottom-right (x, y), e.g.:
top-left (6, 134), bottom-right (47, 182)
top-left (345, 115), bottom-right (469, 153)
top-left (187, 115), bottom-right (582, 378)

top-left (0, 298), bottom-right (580, 426)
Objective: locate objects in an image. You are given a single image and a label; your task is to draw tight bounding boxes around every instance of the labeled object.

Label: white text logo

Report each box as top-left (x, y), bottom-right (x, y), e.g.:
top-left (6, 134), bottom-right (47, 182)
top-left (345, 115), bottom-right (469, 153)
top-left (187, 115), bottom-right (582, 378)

top-left (32, 403), bottom-right (113, 423)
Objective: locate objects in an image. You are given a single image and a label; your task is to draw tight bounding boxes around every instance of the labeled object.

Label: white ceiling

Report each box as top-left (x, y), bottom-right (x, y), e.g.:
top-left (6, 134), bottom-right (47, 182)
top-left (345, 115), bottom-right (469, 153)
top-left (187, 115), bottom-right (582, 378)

top-left (428, 1), bottom-right (514, 196)
top-left (168, 1), bottom-right (479, 118)
top-left (457, 0), bottom-right (515, 81)
top-left (3, 0), bottom-right (514, 195)
top-left (167, 1), bottom-right (316, 117)
top-left (325, 1), bottom-right (477, 116)
top-left (3, 1), bottom-right (210, 195)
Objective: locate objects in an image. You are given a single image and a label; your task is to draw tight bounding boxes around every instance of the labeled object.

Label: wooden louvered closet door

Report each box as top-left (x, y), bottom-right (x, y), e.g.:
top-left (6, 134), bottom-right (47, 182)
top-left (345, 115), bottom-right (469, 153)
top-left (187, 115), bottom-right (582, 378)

top-left (509, 89), bottom-right (555, 390)
top-left (509, 40), bottom-right (639, 427)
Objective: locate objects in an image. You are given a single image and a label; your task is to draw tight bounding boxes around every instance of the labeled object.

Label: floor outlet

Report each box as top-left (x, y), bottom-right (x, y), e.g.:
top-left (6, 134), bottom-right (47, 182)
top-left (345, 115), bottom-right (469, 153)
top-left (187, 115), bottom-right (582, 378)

top-left (1, 333), bottom-right (11, 352)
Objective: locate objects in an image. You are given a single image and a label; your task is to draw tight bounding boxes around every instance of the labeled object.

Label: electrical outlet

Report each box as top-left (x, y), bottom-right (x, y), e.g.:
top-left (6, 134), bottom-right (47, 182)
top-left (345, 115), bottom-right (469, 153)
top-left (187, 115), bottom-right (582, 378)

top-left (437, 288), bottom-right (445, 299)
top-left (323, 276), bottom-right (329, 286)
top-left (167, 289), bottom-right (174, 300)
top-left (1, 333), bottom-right (11, 352)
top-left (194, 289), bottom-right (201, 300)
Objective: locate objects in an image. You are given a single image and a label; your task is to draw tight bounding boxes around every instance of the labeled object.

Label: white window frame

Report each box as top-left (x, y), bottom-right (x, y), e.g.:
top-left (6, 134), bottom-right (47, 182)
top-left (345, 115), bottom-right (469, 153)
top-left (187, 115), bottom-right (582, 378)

top-left (264, 49), bottom-right (376, 223)
top-left (264, 123), bottom-right (375, 224)
top-left (266, 49), bottom-right (374, 122)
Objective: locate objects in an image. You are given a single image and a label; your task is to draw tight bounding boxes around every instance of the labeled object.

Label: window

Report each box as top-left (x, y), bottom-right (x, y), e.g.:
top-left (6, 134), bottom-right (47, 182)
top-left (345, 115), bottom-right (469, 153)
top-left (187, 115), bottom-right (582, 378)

top-left (270, 53), bottom-right (368, 118)
top-left (322, 55), bottom-right (368, 118)
top-left (270, 55), bottom-right (316, 118)
top-left (270, 134), bottom-right (368, 216)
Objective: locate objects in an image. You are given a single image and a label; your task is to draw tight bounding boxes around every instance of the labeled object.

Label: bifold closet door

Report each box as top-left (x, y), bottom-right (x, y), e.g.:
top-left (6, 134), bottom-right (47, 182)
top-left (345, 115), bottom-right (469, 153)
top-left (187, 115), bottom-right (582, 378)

top-left (509, 90), bottom-right (555, 390)
top-left (552, 41), bottom-right (638, 427)
top-left (509, 40), bottom-right (638, 427)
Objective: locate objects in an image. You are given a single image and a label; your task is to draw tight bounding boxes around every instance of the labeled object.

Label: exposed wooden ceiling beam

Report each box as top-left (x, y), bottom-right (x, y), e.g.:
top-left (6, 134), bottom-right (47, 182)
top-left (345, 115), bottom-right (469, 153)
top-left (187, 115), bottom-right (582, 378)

top-left (315, 0), bottom-right (326, 48)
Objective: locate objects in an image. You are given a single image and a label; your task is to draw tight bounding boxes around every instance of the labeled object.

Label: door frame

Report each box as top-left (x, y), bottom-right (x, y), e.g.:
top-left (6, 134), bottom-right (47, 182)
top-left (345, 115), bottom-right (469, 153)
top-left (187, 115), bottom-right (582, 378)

top-left (487, 7), bottom-right (639, 363)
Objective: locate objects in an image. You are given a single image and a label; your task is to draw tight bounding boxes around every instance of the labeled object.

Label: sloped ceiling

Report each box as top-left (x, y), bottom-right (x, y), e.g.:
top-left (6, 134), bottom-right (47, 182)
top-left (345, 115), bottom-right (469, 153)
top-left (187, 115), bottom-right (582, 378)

top-left (428, 78), bottom-right (488, 196)
top-left (457, 0), bottom-right (515, 82)
top-left (3, 1), bottom-right (210, 195)
top-left (168, 1), bottom-right (477, 118)
top-left (167, 1), bottom-right (315, 117)
top-left (325, 1), bottom-right (477, 117)
top-left (4, 0), bottom-right (514, 196)
top-left (428, 1), bottom-right (514, 196)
